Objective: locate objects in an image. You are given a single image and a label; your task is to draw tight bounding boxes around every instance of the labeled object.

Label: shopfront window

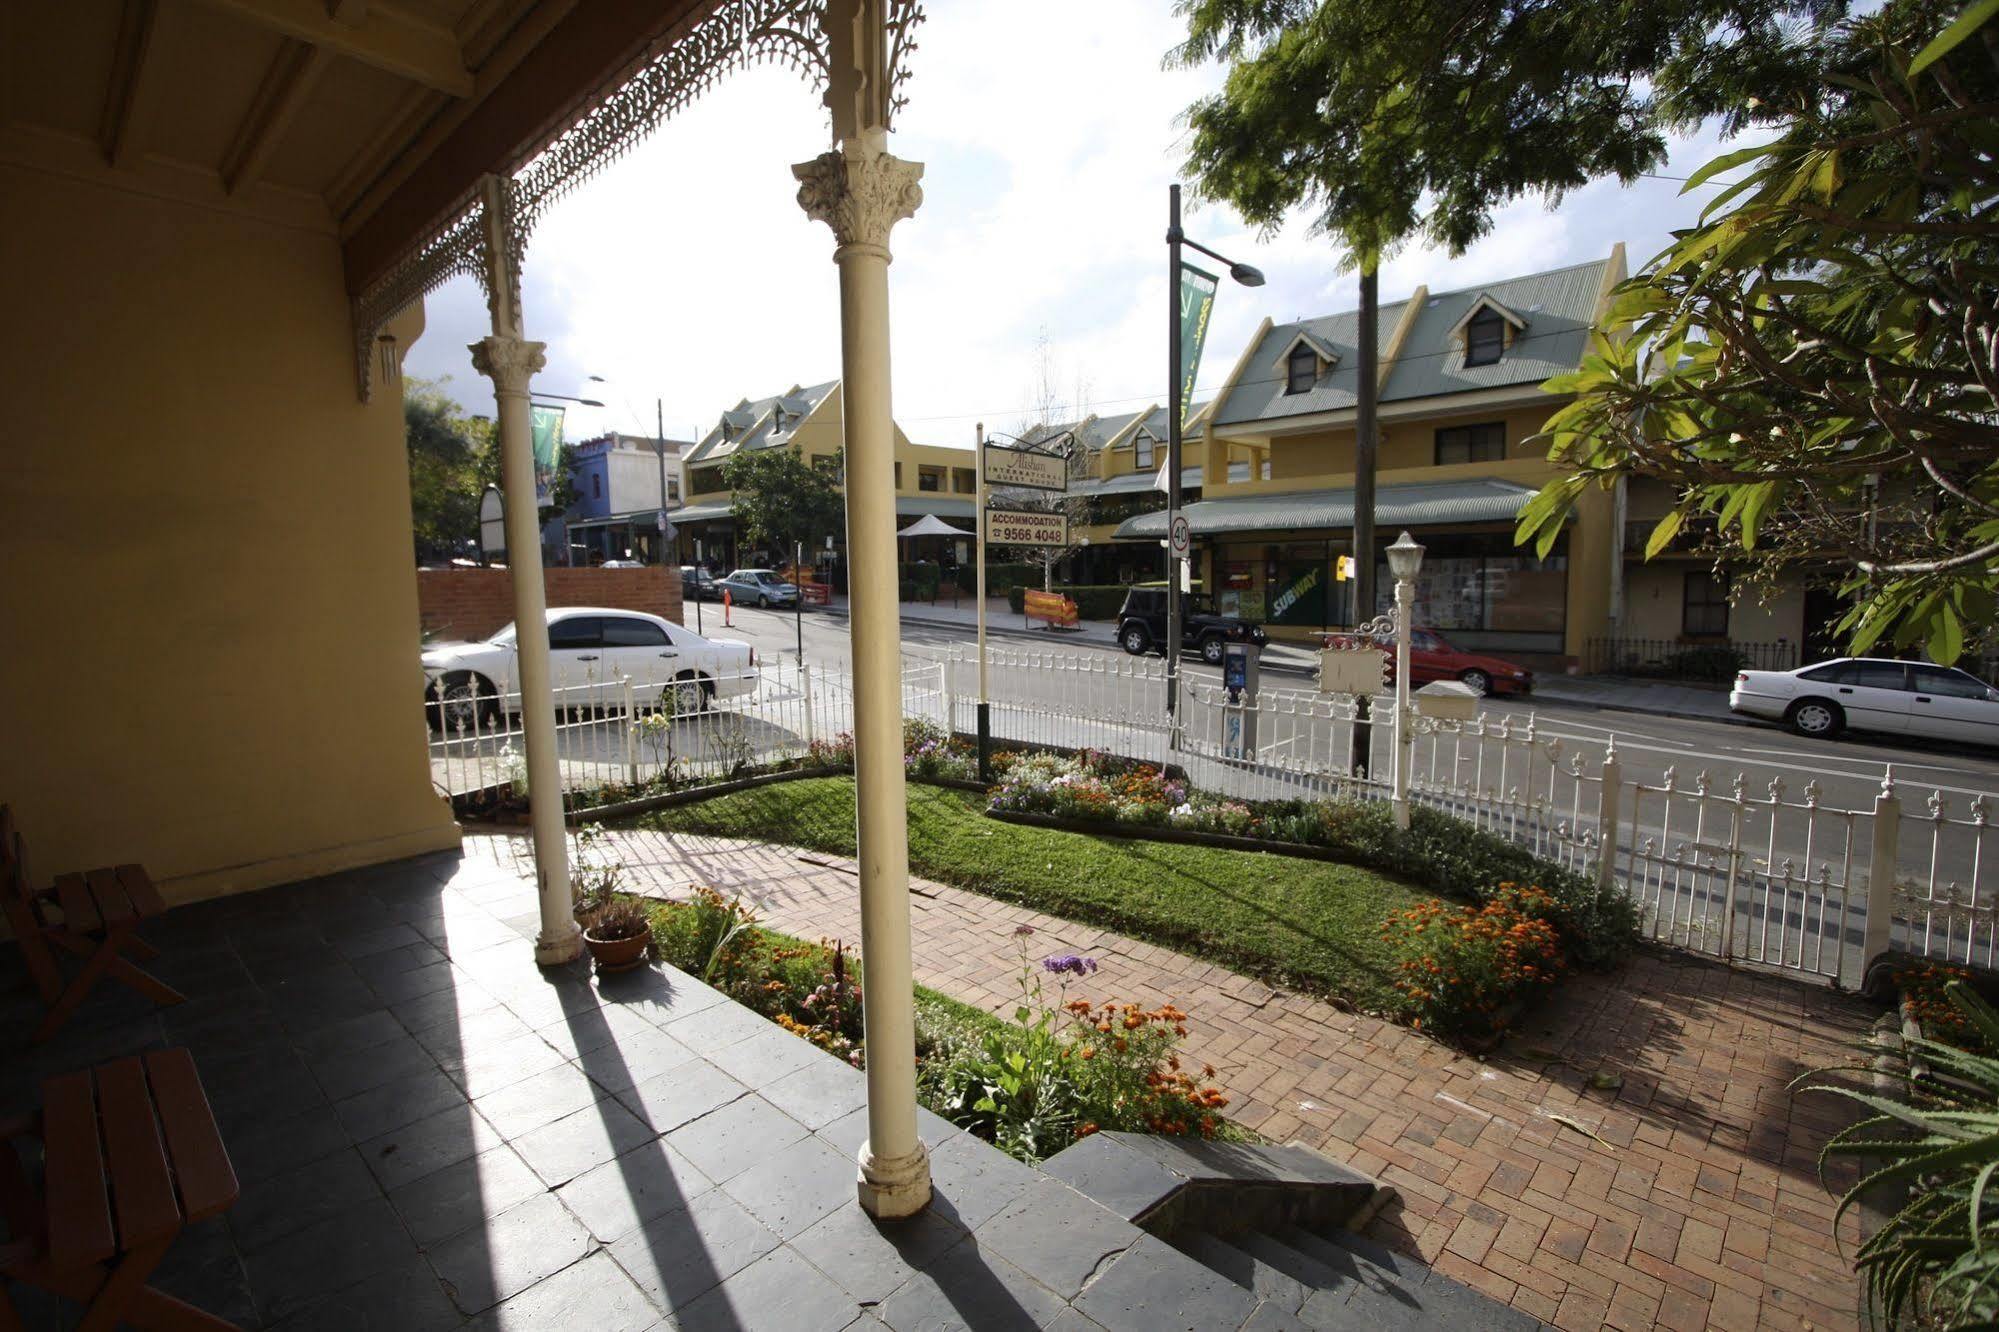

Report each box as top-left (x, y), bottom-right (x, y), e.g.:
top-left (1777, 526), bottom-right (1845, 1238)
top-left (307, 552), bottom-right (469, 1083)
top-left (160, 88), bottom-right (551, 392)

top-left (1375, 531), bottom-right (1569, 651)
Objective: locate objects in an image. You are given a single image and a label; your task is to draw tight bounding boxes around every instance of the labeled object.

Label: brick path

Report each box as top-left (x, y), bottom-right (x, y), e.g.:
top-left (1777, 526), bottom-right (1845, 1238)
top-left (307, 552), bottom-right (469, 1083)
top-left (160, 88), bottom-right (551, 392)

top-left (470, 826), bottom-right (1877, 1332)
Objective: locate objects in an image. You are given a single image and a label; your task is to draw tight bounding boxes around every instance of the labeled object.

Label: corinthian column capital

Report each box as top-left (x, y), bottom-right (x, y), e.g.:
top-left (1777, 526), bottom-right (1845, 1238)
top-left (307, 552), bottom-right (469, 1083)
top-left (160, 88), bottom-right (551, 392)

top-left (793, 144), bottom-right (924, 261)
top-left (469, 335), bottom-right (547, 396)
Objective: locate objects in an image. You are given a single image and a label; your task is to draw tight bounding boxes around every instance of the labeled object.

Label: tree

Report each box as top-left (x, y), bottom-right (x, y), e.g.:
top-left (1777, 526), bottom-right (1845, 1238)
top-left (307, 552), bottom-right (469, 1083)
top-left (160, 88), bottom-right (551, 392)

top-left (721, 446), bottom-right (844, 565)
top-left (1517, 2), bottom-right (1999, 666)
top-left (999, 332), bottom-right (1097, 590)
top-left (1171, 0), bottom-right (1845, 619)
top-left (405, 378), bottom-right (492, 564)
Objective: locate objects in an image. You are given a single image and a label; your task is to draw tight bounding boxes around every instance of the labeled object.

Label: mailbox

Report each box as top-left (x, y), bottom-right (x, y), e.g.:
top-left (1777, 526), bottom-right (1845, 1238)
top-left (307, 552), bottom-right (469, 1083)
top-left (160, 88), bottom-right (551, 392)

top-left (1414, 679), bottom-right (1480, 722)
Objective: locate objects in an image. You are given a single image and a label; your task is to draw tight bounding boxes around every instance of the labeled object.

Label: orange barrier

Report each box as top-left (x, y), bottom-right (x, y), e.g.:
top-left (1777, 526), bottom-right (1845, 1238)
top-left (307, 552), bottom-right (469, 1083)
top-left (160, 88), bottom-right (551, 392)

top-left (799, 580), bottom-right (832, 606)
top-left (1023, 589), bottom-right (1079, 630)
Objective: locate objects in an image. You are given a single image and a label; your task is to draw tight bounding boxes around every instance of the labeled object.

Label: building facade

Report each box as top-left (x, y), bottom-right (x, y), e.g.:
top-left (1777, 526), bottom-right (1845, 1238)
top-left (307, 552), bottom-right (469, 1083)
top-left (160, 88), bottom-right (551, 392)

top-left (1115, 250), bottom-right (1630, 666)
top-left (675, 380), bottom-right (974, 581)
top-left (551, 431), bottom-right (691, 566)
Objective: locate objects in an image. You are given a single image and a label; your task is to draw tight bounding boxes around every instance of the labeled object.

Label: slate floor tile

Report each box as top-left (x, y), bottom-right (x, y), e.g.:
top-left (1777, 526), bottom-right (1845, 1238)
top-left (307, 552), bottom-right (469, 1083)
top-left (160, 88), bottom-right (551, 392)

top-left (512, 1095), bottom-right (656, 1187)
top-left (608, 1189), bottom-right (781, 1313)
top-left (241, 1196), bottom-right (418, 1325)
top-left (468, 1250), bottom-right (659, 1332)
top-left (229, 1147), bottom-right (382, 1254)
top-left (671, 1244), bottom-right (860, 1332)
top-left (971, 1177), bottom-right (1140, 1301)
top-left (792, 1201), bottom-right (967, 1304)
top-left (718, 1133), bottom-right (855, 1240)
top-left (334, 1065), bottom-right (469, 1142)
top-left (272, 1252), bottom-right (463, 1331)
top-left (761, 1053), bottom-right (869, 1131)
top-left (358, 1100), bottom-right (507, 1192)
top-left (444, 1031), bottom-right (569, 1098)
top-left (473, 1063), bottom-right (602, 1140)
top-left (667, 1094), bottom-right (808, 1184)
top-left (616, 1059), bottom-right (748, 1133)
top-left (875, 1238), bottom-right (1070, 1332)
top-left (1071, 1233), bottom-right (1259, 1332)
top-left (705, 1025), bottom-right (821, 1087)
top-left (389, 1143), bottom-right (547, 1246)
top-left (307, 1029), bottom-right (440, 1101)
top-left (572, 1024), bottom-right (698, 1094)
top-left (558, 1139), bottom-right (711, 1244)
top-left (428, 1191), bottom-right (595, 1316)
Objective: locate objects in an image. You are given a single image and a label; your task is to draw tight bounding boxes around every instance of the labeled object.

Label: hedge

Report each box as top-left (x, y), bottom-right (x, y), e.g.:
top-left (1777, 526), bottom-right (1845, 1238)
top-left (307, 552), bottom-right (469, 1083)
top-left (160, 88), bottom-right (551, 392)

top-left (898, 562), bottom-right (941, 601)
top-left (1005, 584), bottom-right (1130, 620)
top-left (979, 563), bottom-right (1044, 597)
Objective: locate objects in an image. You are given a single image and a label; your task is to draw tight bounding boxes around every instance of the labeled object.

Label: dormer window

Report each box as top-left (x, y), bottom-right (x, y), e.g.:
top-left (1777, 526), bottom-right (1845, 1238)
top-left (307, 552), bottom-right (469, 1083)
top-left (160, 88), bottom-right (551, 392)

top-left (1135, 435), bottom-right (1155, 470)
top-left (1465, 308), bottom-right (1505, 366)
top-left (1285, 342), bottom-right (1318, 394)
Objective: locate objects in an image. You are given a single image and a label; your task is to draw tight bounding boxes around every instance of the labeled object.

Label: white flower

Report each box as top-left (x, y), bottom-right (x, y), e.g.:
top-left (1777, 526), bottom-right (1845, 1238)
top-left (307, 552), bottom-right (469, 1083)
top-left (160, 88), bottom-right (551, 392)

top-left (1169, 803), bottom-right (1194, 820)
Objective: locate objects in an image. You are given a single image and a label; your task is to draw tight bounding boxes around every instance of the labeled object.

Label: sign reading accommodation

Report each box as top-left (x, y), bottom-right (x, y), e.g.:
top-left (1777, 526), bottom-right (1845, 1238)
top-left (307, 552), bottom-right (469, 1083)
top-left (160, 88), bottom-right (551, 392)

top-left (983, 444), bottom-right (1067, 493)
top-left (986, 508), bottom-right (1069, 547)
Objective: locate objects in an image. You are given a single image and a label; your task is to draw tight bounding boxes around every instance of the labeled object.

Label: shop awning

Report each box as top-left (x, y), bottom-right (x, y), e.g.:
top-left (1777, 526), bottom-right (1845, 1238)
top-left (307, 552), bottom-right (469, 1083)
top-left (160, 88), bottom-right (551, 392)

top-left (1112, 478), bottom-right (1539, 540)
top-left (895, 496), bottom-right (975, 519)
top-left (667, 502), bottom-right (736, 524)
top-left (898, 514), bottom-right (975, 537)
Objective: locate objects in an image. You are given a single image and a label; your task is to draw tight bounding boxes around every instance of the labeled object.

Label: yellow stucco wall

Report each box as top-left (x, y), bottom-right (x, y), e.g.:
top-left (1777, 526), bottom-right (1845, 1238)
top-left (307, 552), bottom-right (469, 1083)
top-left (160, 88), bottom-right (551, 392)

top-left (0, 161), bottom-right (459, 905)
top-left (688, 382), bottom-right (974, 506)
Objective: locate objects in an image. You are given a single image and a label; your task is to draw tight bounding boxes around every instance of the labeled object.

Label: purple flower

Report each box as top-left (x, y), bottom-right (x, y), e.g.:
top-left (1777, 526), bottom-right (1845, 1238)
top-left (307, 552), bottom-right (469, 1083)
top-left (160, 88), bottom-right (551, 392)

top-left (1041, 954), bottom-right (1098, 977)
top-left (1012, 924), bottom-right (1036, 937)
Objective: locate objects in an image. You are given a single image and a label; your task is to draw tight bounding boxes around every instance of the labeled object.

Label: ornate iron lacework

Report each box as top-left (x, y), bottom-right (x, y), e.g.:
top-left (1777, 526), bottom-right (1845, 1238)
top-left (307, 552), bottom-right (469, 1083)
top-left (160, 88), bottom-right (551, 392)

top-left (350, 0), bottom-right (925, 400)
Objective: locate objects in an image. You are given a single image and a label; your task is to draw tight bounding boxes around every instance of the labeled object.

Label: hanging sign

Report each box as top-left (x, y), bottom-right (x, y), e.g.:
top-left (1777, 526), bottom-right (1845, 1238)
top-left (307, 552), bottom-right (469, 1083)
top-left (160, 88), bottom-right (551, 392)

top-left (530, 404), bottom-right (565, 506)
top-left (986, 508), bottom-right (1070, 547)
top-left (1178, 262), bottom-right (1218, 427)
top-left (1319, 644), bottom-right (1390, 696)
top-left (983, 443), bottom-right (1067, 493)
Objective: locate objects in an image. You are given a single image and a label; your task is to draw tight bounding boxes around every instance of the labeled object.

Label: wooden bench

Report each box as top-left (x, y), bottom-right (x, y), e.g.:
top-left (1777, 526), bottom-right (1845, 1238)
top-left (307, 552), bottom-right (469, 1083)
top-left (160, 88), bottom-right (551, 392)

top-left (0, 1048), bottom-right (241, 1331)
top-left (1, 807), bottom-right (185, 1043)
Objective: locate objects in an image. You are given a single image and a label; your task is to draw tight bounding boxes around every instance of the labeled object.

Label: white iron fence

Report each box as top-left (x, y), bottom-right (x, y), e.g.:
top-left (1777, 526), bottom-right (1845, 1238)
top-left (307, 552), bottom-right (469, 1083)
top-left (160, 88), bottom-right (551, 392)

top-left (428, 643), bottom-right (1996, 989)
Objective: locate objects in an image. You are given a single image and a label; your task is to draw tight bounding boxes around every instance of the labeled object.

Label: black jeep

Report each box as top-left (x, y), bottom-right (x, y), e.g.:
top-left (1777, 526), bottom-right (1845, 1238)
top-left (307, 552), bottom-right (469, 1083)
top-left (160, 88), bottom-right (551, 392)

top-left (1114, 587), bottom-right (1267, 664)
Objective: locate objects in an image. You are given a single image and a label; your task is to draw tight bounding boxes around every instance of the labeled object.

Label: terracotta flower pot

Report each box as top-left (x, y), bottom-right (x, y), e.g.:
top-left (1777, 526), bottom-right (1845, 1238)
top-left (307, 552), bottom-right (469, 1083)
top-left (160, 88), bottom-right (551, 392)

top-left (583, 927), bottom-right (650, 974)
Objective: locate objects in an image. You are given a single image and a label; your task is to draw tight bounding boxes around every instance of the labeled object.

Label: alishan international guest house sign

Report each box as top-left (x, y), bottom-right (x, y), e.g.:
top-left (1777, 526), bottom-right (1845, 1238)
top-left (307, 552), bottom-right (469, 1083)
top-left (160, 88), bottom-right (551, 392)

top-left (983, 442), bottom-right (1066, 492)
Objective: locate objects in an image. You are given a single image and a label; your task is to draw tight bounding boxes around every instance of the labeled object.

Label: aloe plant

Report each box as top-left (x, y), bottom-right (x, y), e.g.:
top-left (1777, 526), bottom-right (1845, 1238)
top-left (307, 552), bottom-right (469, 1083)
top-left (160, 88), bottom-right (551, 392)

top-left (1797, 981), bottom-right (1999, 1329)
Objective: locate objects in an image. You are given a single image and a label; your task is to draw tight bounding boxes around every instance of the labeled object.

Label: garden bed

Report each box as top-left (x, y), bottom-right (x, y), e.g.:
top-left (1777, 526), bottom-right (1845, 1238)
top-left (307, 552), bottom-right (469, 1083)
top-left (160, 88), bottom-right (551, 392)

top-left (636, 886), bottom-right (1248, 1163)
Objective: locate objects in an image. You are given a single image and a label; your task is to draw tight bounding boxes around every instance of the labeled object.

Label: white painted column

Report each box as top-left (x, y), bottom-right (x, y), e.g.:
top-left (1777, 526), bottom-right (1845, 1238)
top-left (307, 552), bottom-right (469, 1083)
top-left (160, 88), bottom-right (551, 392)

top-left (1391, 572), bottom-right (1415, 830)
top-left (470, 175), bottom-right (577, 966)
top-left (795, 126), bottom-right (930, 1218)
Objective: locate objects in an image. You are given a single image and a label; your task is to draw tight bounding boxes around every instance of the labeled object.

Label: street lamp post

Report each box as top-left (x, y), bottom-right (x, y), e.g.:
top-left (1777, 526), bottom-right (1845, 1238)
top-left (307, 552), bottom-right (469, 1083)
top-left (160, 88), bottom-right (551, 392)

top-left (1384, 531), bottom-right (1425, 829)
top-left (1166, 183), bottom-right (1264, 725)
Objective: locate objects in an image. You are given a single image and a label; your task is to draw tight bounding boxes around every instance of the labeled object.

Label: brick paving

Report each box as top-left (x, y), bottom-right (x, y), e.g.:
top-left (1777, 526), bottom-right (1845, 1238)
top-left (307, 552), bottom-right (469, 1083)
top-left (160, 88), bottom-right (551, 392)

top-left (474, 825), bottom-right (1879, 1332)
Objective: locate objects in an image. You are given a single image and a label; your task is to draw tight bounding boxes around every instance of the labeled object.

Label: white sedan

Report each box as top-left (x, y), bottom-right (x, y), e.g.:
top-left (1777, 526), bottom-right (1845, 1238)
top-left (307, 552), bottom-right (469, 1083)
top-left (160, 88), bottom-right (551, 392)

top-left (423, 607), bottom-right (757, 729)
top-left (1730, 657), bottom-right (1999, 744)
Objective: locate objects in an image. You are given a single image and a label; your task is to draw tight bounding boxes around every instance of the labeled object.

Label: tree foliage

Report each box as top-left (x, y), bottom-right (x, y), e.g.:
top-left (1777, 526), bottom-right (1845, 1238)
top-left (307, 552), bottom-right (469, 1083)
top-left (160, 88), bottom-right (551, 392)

top-left (721, 446), bottom-right (844, 559)
top-left (1518, 2), bottom-right (1999, 665)
top-left (1172, 0), bottom-right (1844, 258)
top-left (405, 379), bottom-right (493, 564)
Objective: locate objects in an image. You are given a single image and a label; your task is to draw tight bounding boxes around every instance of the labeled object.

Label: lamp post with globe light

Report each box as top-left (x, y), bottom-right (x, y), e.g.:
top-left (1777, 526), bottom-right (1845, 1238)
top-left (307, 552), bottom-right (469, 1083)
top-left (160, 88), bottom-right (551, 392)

top-left (1385, 530), bottom-right (1425, 829)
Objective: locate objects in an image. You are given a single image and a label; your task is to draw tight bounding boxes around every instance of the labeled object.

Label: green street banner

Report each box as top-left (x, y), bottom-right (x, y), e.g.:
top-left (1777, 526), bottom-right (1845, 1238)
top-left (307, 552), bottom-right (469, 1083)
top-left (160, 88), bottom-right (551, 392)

top-left (1178, 262), bottom-right (1218, 427)
top-left (530, 405), bottom-right (564, 503)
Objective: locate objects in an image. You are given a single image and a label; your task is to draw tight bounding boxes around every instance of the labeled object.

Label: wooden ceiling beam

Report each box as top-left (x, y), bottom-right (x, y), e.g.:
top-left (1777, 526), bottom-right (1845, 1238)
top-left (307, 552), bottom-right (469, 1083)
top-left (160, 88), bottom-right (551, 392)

top-left (99, 0), bottom-right (162, 166)
top-left (194, 0), bottom-right (472, 96)
top-left (220, 38), bottom-right (331, 194)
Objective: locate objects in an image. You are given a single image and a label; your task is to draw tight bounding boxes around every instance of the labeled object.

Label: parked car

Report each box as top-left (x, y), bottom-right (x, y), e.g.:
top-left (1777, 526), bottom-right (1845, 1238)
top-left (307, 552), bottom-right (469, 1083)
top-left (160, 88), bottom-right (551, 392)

top-left (1114, 587), bottom-right (1267, 664)
top-left (422, 607), bottom-right (757, 729)
top-left (717, 568), bottom-right (800, 608)
top-left (680, 564), bottom-right (719, 602)
top-left (1321, 628), bottom-right (1534, 697)
top-left (1730, 657), bottom-right (1999, 743)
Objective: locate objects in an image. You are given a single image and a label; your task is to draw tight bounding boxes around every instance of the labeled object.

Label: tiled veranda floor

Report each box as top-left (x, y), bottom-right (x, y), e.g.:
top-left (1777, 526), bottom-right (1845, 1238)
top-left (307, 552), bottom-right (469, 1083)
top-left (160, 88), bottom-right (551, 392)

top-left (510, 825), bottom-right (1882, 1332)
top-left (0, 851), bottom-right (1268, 1330)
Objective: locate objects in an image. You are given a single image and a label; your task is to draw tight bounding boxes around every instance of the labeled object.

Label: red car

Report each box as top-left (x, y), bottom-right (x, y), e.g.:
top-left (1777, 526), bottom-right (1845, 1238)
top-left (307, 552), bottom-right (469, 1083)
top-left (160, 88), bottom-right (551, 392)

top-left (1322, 628), bottom-right (1534, 697)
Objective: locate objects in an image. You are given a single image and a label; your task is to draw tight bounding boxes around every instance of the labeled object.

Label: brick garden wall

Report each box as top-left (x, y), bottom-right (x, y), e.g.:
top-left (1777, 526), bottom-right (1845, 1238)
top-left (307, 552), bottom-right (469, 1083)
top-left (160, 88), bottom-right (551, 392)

top-left (417, 567), bottom-right (684, 641)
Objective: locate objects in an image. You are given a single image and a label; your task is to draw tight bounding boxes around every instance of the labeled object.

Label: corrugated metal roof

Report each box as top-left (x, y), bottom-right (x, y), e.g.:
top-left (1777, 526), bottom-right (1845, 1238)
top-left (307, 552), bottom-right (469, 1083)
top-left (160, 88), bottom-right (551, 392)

top-left (1072, 467), bottom-right (1195, 498)
top-left (897, 496), bottom-right (975, 519)
top-left (684, 380), bottom-right (839, 464)
top-left (668, 502), bottom-right (735, 523)
top-left (1215, 257), bottom-right (1609, 427)
top-left (1112, 478), bottom-right (1538, 539)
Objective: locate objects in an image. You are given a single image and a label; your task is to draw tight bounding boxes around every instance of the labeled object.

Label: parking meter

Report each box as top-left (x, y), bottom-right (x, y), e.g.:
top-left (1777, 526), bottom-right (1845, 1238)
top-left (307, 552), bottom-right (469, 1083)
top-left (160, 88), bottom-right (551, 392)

top-left (1221, 640), bottom-right (1261, 760)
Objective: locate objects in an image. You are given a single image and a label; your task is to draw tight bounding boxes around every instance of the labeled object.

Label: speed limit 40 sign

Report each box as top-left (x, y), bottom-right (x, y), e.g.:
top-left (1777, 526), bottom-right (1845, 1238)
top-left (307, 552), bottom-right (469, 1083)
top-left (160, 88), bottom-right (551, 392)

top-left (1168, 514), bottom-right (1191, 558)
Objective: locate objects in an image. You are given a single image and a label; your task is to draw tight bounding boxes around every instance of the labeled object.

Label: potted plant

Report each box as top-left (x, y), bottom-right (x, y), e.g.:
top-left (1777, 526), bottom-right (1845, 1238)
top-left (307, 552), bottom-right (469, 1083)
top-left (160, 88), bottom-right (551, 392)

top-left (583, 899), bottom-right (653, 974)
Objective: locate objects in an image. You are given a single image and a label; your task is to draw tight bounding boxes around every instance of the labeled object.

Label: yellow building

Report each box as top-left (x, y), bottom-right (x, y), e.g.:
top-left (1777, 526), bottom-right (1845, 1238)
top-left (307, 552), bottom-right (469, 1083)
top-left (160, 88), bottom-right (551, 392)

top-left (1115, 249), bottom-right (1628, 667)
top-left (674, 380), bottom-right (975, 575)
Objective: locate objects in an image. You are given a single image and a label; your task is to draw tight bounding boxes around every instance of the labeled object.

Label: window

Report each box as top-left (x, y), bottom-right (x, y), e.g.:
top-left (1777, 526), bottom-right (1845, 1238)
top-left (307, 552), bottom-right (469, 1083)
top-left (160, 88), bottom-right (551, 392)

top-left (601, 617), bottom-right (668, 647)
top-left (547, 616), bottom-right (602, 649)
top-left (1912, 665), bottom-right (1992, 699)
top-left (1135, 435), bottom-right (1155, 470)
top-left (894, 462), bottom-right (902, 489)
top-left (1850, 661), bottom-right (1910, 691)
top-left (1465, 308), bottom-right (1506, 366)
top-left (1682, 572), bottom-right (1730, 637)
top-left (1799, 662), bottom-right (1850, 682)
top-left (1434, 422), bottom-right (1506, 465)
top-left (952, 467), bottom-right (975, 493)
top-left (918, 466), bottom-right (943, 492)
top-left (667, 477), bottom-right (680, 502)
top-left (1285, 342), bottom-right (1318, 394)
top-left (590, 474), bottom-right (601, 499)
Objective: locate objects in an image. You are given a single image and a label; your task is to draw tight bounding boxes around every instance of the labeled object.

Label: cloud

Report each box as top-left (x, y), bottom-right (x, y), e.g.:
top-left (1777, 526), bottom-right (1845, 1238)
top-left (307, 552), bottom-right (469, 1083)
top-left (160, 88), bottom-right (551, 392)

top-left (402, 0), bottom-right (1736, 448)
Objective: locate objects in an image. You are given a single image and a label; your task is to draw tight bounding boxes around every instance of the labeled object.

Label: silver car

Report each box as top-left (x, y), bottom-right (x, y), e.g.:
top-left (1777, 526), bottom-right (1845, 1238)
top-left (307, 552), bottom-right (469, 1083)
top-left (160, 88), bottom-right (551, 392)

top-left (1730, 657), bottom-right (1999, 744)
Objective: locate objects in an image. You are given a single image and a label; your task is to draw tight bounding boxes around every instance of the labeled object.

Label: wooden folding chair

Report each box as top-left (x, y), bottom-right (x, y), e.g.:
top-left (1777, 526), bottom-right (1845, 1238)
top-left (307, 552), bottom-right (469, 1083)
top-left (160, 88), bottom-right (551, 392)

top-left (0, 1049), bottom-right (242, 1332)
top-left (1, 807), bottom-right (184, 1043)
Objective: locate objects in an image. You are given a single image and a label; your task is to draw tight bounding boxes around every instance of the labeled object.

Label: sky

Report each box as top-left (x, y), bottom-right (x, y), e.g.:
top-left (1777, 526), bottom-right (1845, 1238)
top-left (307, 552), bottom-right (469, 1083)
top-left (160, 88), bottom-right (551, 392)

top-left (402, 0), bottom-right (1744, 451)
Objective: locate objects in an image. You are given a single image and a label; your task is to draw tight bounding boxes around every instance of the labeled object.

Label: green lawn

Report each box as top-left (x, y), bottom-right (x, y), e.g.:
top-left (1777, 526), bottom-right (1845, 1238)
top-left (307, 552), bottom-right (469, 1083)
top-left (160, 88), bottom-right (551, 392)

top-left (635, 777), bottom-right (1433, 1013)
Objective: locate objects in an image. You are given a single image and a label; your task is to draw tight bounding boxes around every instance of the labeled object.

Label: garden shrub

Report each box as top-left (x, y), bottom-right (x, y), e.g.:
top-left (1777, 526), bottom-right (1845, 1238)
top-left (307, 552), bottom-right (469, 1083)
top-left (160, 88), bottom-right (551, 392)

top-left (898, 562), bottom-right (942, 601)
top-left (1381, 883), bottom-right (1566, 1036)
top-left (1896, 962), bottom-right (1989, 1053)
top-left (989, 751), bottom-right (1640, 974)
top-left (645, 891), bottom-right (1233, 1163)
top-left (981, 563), bottom-right (1043, 597)
top-left (1664, 644), bottom-right (1749, 682)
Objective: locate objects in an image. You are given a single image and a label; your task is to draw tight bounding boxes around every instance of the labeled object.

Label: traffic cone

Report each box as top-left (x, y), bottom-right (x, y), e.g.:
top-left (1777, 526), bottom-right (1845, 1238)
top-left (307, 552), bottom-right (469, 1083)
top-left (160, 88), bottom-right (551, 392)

top-left (723, 588), bottom-right (732, 627)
